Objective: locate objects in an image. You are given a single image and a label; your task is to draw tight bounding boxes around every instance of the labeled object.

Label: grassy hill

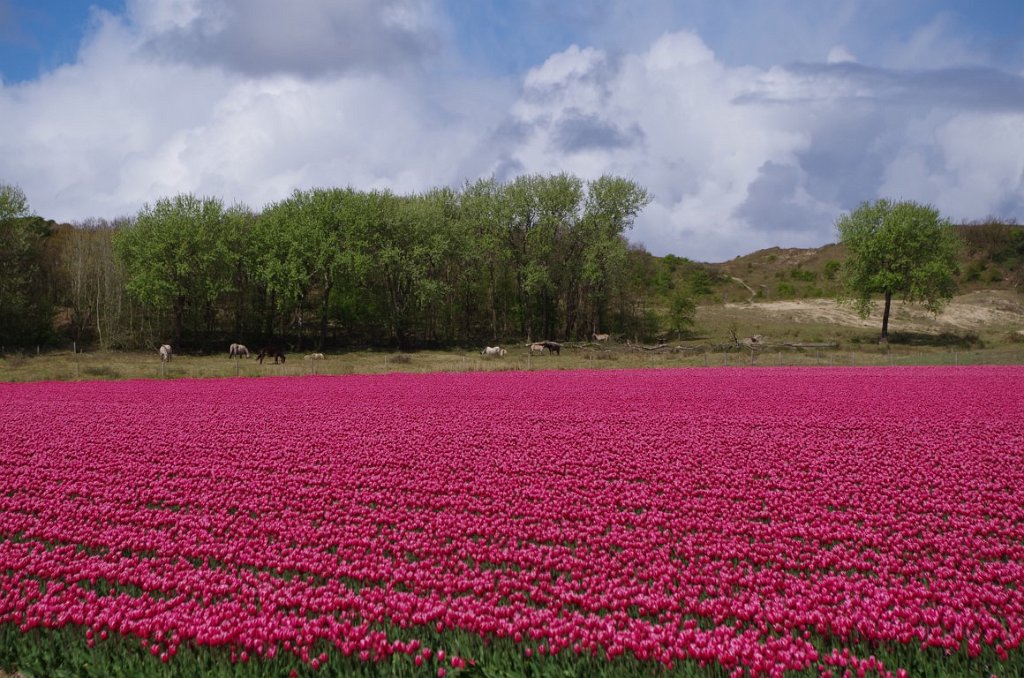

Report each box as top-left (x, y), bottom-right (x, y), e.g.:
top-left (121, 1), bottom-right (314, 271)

top-left (639, 220), bottom-right (1024, 350)
top-left (640, 220), bottom-right (1023, 305)
top-left (696, 220), bottom-right (1024, 304)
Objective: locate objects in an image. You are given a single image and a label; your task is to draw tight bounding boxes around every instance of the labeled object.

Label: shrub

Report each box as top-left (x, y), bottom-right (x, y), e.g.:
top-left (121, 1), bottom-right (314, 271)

top-left (983, 269), bottom-right (1004, 283)
top-left (963, 261), bottom-right (987, 282)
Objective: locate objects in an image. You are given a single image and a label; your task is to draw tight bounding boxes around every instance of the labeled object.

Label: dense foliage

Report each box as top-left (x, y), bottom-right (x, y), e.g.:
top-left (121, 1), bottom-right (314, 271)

top-left (2, 175), bottom-right (678, 351)
top-left (956, 220), bottom-right (1024, 289)
top-left (0, 184), bottom-right (55, 348)
top-left (1, 367), bottom-right (1023, 677)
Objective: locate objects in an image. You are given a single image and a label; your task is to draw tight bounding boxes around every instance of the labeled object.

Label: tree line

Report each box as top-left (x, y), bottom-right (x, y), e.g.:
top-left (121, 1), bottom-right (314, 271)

top-left (2, 174), bottom-right (704, 352)
top-left (7, 173), bottom-right (1003, 353)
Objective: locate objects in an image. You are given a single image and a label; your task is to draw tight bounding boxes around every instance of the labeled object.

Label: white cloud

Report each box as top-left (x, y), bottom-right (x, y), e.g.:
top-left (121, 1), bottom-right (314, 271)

top-left (1, 2), bottom-right (1023, 262)
top-left (0, 3), bottom-right (504, 220)
top-left (882, 112), bottom-right (1024, 219)
top-left (126, 0), bottom-right (204, 33)
top-left (487, 30), bottom-right (1024, 259)
top-left (129, 0), bottom-right (442, 78)
top-left (490, 32), bottom-right (825, 259)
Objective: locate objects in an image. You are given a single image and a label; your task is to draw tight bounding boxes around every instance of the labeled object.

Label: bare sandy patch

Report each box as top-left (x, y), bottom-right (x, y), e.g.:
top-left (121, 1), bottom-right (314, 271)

top-left (723, 290), bottom-right (1024, 333)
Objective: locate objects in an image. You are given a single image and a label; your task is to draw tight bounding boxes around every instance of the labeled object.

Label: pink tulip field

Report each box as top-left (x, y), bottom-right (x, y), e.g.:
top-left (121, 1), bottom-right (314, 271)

top-left (1, 366), bottom-right (1023, 677)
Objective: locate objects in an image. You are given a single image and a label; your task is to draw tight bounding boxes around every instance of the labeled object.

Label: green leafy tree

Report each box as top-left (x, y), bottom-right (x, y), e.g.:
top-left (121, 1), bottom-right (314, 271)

top-left (0, 184), bottom-right (55, 347)
top-left (365, 189), bottom-right (458, 348)
top-left (578, 176), bottom-right (651, 338)
top-left (114, 194), bottom-right (232, 347)
top-left (0, 183), bottom-right (28, 223)
top-left (667, 290), bottom-right (697, 339)
top-left (836, 199), bottom-right (960, 341)
top-left (458, 178), bottom-right (515, 341)
top-left (514, 174), bottom-right (577, 339)
top-left (0, 184), bottom-right (33, 344)
top-left (254, 188), bottom-right (369, 349)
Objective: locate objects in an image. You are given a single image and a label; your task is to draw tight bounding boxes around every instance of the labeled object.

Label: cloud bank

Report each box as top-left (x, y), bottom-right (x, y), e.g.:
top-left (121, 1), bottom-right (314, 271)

top-left (1, 0), bottom-right (1022, 261)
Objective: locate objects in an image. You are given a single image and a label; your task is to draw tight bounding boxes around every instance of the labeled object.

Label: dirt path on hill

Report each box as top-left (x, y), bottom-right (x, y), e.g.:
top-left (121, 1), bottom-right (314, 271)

top-left (729, 276), bottom-right (757, 302)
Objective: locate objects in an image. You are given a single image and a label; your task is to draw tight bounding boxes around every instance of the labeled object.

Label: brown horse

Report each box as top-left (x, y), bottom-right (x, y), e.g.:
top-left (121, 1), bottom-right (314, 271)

top-left (256, 347), bottom-right (286, 364)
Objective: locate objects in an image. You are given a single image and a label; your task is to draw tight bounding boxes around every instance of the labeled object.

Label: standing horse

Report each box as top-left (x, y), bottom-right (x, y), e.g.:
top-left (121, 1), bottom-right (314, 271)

top-left (159, 344), bottom-right (172, 362)
top-left (256, 347), bottom-right (286, 364)
top-left (229, 343), bottom-right (250, 359)
top-left (541, 341), bottom-right (562, 355)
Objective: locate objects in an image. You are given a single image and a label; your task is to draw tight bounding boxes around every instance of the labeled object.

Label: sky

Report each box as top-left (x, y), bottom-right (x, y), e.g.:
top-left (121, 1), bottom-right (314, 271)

top-left (1, 1), bottom-right (1023, 262)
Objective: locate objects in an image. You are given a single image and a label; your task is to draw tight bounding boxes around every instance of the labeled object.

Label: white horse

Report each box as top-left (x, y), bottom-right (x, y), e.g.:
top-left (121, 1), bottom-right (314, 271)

top-left (229, 343), bottom-right (250, 358)
top-left (304, 353), bottom-right (325, 360)
top-left (592, 333), bottom-right (610, 342)
top-left (159, 344), bottom-right (172, 362)
top-left (481, 346), bottom-right (506, 357)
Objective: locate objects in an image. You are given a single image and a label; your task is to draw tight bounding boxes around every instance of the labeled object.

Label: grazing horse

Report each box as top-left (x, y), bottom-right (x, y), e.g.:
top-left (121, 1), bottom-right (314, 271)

top-left (256, 346), bottom-right (286, 364)
top-left (229, 343), bottom-right (249, 358)
top-left (159, 344), bottom-right (172, 362)
top-left (541, 341), bottom-right (561, 355)
top-left (592, 333), bottom-right (610, 343)
top-left (481, 346), bottom-right (506, 357)
top-left (529, 342), bottom-right (545, 355)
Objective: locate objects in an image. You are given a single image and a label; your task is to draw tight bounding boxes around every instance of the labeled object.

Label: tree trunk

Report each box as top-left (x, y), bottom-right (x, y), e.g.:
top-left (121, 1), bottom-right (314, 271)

top-left (318, 282), bottom-right (333, 350)
top-left (173, 296), bottom-right (185, 349)
top-left (880, 289), bottom-right (892, 342)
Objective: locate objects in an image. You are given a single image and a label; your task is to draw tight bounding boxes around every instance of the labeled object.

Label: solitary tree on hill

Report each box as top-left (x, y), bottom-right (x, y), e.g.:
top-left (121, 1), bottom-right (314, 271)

top-left (836, 199), bottom-right (960, 342)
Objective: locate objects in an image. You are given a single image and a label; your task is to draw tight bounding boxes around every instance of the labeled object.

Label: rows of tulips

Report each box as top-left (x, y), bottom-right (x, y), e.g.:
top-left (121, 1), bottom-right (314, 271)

top-left (1, 366), bottom-right (1023, 676)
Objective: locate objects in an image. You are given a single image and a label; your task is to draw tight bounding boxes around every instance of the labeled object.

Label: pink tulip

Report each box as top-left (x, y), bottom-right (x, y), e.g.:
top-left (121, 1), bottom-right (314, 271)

top-left (0, 367), bottom-right (1021, 675)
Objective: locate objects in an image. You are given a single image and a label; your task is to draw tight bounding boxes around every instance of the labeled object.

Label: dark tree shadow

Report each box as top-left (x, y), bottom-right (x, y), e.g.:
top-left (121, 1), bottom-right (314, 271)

top-left (885, 331), bottom-right (983, 348)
